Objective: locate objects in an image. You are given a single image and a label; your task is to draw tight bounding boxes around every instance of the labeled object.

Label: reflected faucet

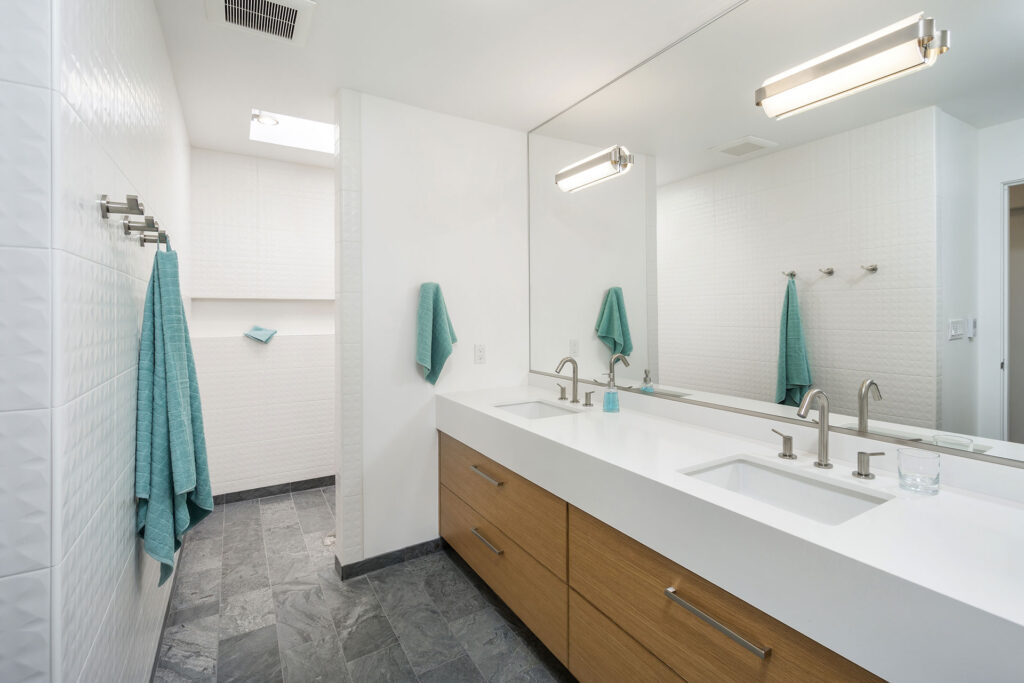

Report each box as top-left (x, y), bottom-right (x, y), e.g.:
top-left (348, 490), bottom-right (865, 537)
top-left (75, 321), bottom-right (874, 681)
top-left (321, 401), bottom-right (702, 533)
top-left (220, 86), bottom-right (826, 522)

top-left (857, 379), bottom-right (882, 433)
top-left (796, 388), bottom-right (832, 469)
top-left (555, 357), bottom-right (580, 404)
top-left (608, 353), bottom-right (630, 388)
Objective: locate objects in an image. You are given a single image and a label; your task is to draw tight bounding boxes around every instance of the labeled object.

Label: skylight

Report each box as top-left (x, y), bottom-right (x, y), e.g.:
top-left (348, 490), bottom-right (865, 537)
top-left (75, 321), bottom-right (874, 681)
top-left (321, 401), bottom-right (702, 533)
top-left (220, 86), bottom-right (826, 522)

top-left (249, 109), bottom-right (336, 154)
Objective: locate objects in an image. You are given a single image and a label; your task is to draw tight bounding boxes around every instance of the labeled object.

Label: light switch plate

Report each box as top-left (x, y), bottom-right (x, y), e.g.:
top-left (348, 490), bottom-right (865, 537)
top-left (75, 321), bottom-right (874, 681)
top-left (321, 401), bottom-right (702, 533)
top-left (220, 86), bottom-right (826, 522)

top-left (474, 344), bottom-right (486, 364)
top-left (948, 319), bottom-right (965, 341)
top-left (569, 339), bottom-right (579, 354)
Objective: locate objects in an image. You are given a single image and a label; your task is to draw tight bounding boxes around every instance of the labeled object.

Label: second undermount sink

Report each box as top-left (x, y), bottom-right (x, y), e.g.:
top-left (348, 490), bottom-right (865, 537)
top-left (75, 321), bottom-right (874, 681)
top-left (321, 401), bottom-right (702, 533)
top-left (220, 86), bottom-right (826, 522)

top-left (496, 401), bottom-right (578, 419)
top-left (683, 457), bottom-right (891, 525)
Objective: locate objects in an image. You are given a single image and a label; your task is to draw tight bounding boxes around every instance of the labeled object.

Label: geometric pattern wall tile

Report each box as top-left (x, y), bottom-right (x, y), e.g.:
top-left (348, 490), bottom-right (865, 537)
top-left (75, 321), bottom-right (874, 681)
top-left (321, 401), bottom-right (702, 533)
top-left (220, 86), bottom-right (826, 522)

top-left (0, 0), bottom-right (50, 87)
top-left (0, 567), bottom-right (50, 683)
top-left (0, 82), bottom-right (51, 249)
top-left (0, 246), bottom-right (51, 411)
top-left (0, 409), bottom-right (51, 576)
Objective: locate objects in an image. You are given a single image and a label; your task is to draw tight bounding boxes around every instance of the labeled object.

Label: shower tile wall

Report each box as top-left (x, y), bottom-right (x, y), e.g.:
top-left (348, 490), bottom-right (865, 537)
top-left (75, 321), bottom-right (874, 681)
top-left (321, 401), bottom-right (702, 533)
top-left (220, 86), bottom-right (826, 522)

top-left (1, 0), bottom-right (191, 681)
top-left (657, 108), bottom-right (944, 427)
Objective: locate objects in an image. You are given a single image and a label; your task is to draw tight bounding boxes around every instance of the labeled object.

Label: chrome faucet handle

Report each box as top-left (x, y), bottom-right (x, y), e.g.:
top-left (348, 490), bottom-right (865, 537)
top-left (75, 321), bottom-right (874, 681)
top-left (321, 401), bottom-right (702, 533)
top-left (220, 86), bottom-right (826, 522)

top-left (853, 451), bottom-right (885, 479)
top-left (556, 384), bottom-right (567, 401)
top-left (772, 428), bottom-right (796, 460)
top-left (583, 391), bottom-right (595, 407)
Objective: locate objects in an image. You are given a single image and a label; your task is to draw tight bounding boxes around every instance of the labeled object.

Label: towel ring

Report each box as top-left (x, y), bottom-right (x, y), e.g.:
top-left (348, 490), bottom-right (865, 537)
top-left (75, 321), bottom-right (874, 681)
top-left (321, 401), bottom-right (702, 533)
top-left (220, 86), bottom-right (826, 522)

top-left (782, 270), bottom-right (796, 278)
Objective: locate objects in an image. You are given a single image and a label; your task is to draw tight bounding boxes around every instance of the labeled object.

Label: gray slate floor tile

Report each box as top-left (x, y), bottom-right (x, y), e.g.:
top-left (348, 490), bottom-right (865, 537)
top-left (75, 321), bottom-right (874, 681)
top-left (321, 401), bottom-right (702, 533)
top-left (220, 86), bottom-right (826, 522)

top-left (265, 523), bottom-right (311, 586)
top-left (260, 494), bottom-right (300, 529)
top-left (347, 643), bottom-right (418, 683)
top-left (273, 573), bottom-right (338, 651)
top-left (280, 637), bottom-right (351, 683)
top-left (217, 624), bottom-right (283, 683)
top-left (171, 566), bottom-right (221, 613)
top-left (156, 614), bottom-right (219, 681)
top-left (318, 570), bottom-right (399, 662)
top-left (220, 587), bottom-right (276, 639)
top-left (419, 654), bottom-right (486, 683)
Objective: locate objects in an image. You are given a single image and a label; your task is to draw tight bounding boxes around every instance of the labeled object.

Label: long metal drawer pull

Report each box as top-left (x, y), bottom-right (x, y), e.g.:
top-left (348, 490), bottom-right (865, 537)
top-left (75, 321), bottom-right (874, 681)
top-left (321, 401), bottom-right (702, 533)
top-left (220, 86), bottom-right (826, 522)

top-left (470, 465), bottom-right (504, 487)
top-left (664, 587), bottom-right (771, 659)
top-left (471, 527), bottom-right (504, 556)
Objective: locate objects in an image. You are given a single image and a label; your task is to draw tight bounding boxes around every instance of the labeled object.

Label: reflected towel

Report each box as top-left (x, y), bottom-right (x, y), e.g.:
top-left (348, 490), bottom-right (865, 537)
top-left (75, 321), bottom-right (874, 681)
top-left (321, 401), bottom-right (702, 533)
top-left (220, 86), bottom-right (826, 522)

top-left (417, 282), bottom-right (457, 385)
top-left (136, 249), bottom-right (213, 585)
top-left (775, 278), bottom-right (812, 406)
top-left (595, 286), bottom-right (633, 356)
top-left (245, 326), bottom-right (277, 343)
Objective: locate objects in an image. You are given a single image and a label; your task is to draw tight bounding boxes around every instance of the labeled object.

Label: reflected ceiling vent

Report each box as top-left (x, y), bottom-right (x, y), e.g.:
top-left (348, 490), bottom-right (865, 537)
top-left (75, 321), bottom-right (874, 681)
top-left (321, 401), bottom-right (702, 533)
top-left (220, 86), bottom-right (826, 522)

top-left (709, 136), bottom-right (778, 157)
top-left (205, 0), bottom-right (317, 45)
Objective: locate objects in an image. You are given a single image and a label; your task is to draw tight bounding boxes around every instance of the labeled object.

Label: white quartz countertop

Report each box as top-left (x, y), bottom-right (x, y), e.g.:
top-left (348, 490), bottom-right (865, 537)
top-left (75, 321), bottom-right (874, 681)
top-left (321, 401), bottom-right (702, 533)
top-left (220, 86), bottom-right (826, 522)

top-left (436, 385), bottom-right (1024, 683)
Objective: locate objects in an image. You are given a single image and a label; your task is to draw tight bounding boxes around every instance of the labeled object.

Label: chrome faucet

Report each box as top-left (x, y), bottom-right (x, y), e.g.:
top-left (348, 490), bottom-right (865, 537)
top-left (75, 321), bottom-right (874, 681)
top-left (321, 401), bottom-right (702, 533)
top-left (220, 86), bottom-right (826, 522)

top-left (857, 379), bottom-right (882, 432)
top-left (608, 353), bottom-right (630, 387)
top-left (796, 389), bottom-right (832, 469)
top-left (555, 356), bottom-right (580, 404)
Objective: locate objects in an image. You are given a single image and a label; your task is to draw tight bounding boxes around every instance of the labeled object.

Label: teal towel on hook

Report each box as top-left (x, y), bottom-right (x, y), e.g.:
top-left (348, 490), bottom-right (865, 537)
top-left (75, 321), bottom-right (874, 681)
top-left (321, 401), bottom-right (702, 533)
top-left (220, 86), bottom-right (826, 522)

top-left (417, 283), bottom-right (457, 385)
top-left (136, 248), bottom-right (213, 586)
top-left (245, 326), bottom-right (277, 343)
top-left (775, 278), bottom-right (812, 406)
top-left (595, 286), bottom-right (633, 356)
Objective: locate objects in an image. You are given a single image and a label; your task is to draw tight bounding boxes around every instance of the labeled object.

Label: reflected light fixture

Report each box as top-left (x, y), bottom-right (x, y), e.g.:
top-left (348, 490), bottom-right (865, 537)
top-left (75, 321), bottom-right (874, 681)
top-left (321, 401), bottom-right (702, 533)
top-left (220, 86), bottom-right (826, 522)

top-left (248, 108), bottom-right (336, 154)
top-left (555, 145), bottom-right (634, 193)
top-left (755, 13), bottom-right (950, 119)
top-left (252, 110), bottom-right (279, 126)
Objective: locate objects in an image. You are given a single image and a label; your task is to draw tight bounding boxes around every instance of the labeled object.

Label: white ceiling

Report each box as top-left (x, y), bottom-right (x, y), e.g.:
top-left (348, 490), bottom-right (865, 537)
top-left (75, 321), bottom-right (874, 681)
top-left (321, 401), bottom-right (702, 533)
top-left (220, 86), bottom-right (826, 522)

top-left (154, 0), bottom-right (744, 167)
top-left (535, 0), bottom-right (1024, 185)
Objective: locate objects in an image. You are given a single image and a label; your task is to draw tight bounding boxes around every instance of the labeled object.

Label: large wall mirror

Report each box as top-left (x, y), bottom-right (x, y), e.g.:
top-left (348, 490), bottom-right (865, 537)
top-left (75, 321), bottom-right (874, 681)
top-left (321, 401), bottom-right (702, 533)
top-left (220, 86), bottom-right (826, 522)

top-left (529, 0), bottom-right (1024, 463)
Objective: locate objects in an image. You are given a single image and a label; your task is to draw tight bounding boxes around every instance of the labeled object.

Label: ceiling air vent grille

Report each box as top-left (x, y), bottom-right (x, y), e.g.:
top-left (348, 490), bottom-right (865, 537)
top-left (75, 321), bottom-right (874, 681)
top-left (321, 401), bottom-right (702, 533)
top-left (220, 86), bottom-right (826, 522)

top-left (224, 0), bottom-right (299, 40)
top-left (710, 135), bottom-right (778, 157)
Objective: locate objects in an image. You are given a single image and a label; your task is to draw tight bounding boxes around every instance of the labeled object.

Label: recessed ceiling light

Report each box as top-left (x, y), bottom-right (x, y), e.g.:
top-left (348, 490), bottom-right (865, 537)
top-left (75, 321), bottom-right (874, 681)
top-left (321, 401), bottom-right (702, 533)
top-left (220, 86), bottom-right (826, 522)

top-left (248, 108), bottom-right (336, 154)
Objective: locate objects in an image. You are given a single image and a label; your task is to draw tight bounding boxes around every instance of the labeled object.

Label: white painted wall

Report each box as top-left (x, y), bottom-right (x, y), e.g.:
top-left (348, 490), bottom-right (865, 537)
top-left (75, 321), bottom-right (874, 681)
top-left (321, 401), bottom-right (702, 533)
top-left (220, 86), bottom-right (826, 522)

top-left (976, 116), bottom-right (1024, 440)
top-left (336, 91), bottom-right (529, 562)
top-left (0, 1), bottom-right (190, 681)
top-left (529, 134), bottom-right (652, 383)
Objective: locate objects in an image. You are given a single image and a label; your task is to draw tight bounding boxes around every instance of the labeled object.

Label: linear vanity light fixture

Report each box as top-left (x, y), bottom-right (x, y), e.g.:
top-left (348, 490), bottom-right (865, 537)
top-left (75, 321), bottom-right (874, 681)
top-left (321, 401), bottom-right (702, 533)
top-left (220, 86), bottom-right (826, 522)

top-left (755, 13), bottom-right (950, 119)
top-left (555, 145), bottom-right (634, 193)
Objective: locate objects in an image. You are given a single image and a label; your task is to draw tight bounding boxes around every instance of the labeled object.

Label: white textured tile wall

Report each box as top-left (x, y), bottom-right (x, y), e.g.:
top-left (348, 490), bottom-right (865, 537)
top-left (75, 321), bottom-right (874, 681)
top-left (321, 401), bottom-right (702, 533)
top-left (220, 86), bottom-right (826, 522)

top-left (191, 147), bottom-right (335, 299)
top-left (193, 335), bottom-right (337, 494)
top-left (657, 109), bottom-right (941, 427)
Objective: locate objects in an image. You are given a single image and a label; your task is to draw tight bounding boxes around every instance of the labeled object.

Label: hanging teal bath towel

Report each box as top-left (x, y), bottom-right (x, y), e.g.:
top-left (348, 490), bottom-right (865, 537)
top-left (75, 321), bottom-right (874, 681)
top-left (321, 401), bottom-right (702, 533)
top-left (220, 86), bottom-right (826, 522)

top-left (595, 286), bottom-right (633, 356)
top-left (136, 248), bottom-right (213, 585)
top-left (775, 278), bottom-right (812, 406)
top-left (417, 282), bottom-right (457, 385)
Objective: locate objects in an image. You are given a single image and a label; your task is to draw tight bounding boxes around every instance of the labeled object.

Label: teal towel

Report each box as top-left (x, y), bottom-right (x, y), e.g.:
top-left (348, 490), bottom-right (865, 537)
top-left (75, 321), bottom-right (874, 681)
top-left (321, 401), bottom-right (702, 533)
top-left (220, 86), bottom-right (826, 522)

top-left (417, 283), bottom-right (457, 385)
top-left (595, 287), bottom-right (633, 356)
top-left (775, 278), bottom-right (812, 406)
top-left (245, 326), bottom-right (277, 343)
top-left (136, 249), bottom-right (213, 585)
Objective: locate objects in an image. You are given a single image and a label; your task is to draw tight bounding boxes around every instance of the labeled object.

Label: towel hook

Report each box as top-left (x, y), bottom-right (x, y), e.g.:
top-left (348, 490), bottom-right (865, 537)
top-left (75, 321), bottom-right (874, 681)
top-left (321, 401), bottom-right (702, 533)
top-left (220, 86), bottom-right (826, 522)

top-left (122, 215), bottom-right (160, 235)
top-left (782, 270), bottom-right (796, 278)
top-left (99, 194), bottom-right (144, 218)
top-left (861, 264), bottom-right (879, 273)
top-left (818, 267), bottom-right (835, 276)
top-left (140, 230), bottom-right (168, 247)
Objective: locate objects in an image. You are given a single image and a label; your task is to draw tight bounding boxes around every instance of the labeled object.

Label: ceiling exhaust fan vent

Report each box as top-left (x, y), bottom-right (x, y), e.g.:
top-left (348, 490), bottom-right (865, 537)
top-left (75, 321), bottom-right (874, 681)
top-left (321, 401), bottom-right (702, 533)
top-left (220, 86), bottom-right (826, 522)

top-left (205, 0), bottom-right (317, 45)
top-left (710, 135), bottom-right (778, 157)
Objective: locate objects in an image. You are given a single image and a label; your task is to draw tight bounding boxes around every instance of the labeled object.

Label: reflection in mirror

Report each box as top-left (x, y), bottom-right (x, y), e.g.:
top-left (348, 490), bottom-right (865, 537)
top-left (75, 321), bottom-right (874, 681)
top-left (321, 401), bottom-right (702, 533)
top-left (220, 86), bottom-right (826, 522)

top-left (529, 0), bottom-right (1024, 460)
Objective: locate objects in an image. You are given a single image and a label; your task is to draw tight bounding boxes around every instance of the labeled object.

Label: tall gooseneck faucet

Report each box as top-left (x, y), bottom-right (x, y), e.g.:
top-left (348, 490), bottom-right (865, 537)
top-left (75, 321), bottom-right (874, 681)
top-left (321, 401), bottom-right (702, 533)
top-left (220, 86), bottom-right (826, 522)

top-left (796, 388), bottom-right (832, 469)
top-left (857, 379), bottom-right (882, 432)
top-left (555, 357), bottom-right (580, 404)
top-left (608, 353), bottom-right (630, 387)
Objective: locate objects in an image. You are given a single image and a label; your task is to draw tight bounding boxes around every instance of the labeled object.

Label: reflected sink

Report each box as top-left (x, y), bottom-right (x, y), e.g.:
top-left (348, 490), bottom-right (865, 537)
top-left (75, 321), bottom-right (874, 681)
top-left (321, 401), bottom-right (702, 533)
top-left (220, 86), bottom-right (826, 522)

top-left (683, 457), bottom-right (890, 525)
top-left (496, 401), bottom-right (578, 419)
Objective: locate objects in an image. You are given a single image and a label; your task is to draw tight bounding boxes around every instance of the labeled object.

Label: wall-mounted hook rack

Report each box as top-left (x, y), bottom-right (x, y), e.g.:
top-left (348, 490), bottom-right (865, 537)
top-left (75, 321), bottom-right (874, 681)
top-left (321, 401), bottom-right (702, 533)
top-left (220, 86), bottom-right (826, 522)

top-left (122, 215), bottom-right (160, 234)
top-left (819, 267), bottom-right (835, 276)
top-left (861, 264), bottom-right (879, 273)
top-left (782, 270), bottom-right (796, 278)
top-left (140, 231), bottom-right (168, 247)
top-left (99, 194), bottom-right (144, 218)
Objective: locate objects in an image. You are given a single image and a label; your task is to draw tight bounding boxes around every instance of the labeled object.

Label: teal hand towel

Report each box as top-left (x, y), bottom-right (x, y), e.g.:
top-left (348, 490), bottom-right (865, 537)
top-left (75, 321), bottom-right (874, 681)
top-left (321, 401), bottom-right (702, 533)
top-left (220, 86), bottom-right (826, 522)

top-left (245, 326), bottom-right (277, 343)
top-left (595, 286), bottom-right (633, 356)
top-left (775, 278), bottom-right (812, 406)
top-left (417, 283), bottom-right (457, 385)
top-left (136, 248), bottom-right (213, 585)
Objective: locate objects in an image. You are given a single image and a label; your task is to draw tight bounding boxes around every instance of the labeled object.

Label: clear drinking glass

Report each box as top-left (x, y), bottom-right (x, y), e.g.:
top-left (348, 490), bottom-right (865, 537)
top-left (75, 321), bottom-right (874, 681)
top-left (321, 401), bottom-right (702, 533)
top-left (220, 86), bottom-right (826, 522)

top-left (898, 448), bottom-right (940, 495)
top-left (931, 434), bottom-right (974, 451)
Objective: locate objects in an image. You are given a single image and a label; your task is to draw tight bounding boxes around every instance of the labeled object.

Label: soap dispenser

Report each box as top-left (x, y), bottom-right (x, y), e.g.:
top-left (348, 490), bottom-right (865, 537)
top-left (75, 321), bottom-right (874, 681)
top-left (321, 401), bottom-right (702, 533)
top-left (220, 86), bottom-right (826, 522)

top-left (602, 375), bottom-right (620, 413)
top-left (641, 369), bottom-right (654, 393)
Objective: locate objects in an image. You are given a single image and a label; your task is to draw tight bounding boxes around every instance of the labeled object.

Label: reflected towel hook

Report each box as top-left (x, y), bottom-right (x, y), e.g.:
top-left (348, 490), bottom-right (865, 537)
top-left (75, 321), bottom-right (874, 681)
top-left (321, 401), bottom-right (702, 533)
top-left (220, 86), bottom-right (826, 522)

top-left (782, 270), bottom-right (796, 278)
top-left (819, 267), bottom-right (835, 276)
top-left (861, 264), bottom-right (879, 273)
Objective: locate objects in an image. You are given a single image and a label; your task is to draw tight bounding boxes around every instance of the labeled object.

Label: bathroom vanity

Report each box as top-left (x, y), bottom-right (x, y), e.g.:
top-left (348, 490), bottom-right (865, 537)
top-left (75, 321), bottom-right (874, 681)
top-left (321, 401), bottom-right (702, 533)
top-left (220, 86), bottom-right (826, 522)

top-left (436, 386), bottom-right (1024, 682)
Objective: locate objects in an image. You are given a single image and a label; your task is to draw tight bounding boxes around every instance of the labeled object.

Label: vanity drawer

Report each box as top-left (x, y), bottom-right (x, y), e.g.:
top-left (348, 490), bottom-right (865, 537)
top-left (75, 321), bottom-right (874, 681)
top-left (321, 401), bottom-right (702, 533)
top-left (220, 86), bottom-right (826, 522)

top-left (440, 485), bottom-right (568, 665)
top-left (569, 589), bottom-right (682, 683)
top-left (568, 507), bottom-right (880, 683)
top-left (438, 431), bottom-right (567, 579)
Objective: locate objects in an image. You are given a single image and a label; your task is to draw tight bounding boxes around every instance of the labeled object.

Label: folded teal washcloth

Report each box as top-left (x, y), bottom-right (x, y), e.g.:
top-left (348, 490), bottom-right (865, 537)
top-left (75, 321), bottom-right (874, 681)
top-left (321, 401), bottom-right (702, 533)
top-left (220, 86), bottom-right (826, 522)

top-left (775, 278), bottom-right (812, 406)
top-left (417, 283), bottom-right (457, 385)
top-left (136, 248), bottom-right (213, 585)
top-left (595, 286), bottom-right (633, 356)
top-left (245, 326), bottom-right (277, 343)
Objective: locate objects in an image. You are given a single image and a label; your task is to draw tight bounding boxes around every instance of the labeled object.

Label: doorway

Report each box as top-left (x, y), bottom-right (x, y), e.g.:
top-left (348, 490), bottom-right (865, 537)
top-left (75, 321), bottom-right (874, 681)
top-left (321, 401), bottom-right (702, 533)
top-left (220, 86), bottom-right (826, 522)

top-left (1006, 183), bottom-right (1024, 442)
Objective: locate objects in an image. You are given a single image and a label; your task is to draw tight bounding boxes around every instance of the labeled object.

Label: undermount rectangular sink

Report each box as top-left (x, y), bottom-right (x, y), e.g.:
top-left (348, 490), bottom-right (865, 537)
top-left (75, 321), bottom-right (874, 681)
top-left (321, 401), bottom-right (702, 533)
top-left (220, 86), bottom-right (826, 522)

top-left (496, 401), bottom-right (578, 419)
top-left (683, 457), bottom-right (890, 525)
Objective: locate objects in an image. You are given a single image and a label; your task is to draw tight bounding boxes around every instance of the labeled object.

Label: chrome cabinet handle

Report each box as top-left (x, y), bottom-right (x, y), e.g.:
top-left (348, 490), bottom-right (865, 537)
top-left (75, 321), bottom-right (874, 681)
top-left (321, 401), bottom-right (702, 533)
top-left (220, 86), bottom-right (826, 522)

top-left (664, 587), bottom-right (771, 659)
top-left (470, 465), bottom-right (504, 487)
top-left (471, 527), bottom-right (504, 556)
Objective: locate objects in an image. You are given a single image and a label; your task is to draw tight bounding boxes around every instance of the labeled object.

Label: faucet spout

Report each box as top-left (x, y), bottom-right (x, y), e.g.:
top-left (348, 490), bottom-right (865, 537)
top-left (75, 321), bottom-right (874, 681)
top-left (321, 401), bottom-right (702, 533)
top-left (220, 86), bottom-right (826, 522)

top-left (857, 379), bottom-right (883, 433)
top-left (555, 357), bottom-right (580, 404)
top-left (797, 388), bottom-right (832, 469)
top-left (608, 353), bottom-right (630, 388)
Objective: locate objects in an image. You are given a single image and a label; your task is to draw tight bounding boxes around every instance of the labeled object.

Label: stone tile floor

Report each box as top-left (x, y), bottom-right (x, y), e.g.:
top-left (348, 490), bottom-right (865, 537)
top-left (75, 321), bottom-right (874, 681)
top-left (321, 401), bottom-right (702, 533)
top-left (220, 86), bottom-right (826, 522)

top-left (153, 487), bottom-right (573, 682)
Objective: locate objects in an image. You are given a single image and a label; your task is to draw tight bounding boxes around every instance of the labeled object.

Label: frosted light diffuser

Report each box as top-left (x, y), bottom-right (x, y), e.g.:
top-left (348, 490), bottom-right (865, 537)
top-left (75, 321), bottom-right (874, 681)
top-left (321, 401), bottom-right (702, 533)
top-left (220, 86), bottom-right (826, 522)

top-left (756, 13), bottom-right (950, 119)
top-left (249, 109), bottom-right (336, 153)
top-left (555, 145), bottom-right (634, 193)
